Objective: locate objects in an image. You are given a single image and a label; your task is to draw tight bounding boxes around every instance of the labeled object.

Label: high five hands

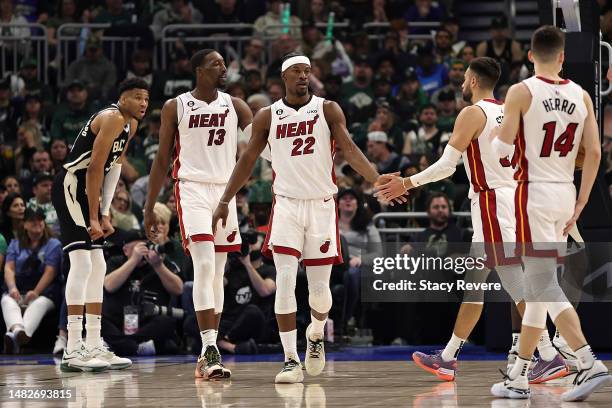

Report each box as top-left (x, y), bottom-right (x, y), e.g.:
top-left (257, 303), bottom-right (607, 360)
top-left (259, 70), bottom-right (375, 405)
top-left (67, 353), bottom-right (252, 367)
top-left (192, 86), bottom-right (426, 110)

top-left (374, 172), bottom-right (412, 205)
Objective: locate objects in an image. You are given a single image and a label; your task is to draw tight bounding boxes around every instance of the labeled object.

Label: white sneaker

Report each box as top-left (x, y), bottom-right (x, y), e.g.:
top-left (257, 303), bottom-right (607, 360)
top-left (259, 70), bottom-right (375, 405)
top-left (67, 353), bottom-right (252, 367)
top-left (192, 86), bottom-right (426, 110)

top-left (561, 360), bottom-right (612, 402)
top-left (491, 375), bottom-right (530, 399)
top-left (60, 342), bottom-right (110, 372)
top-left (53, 335), bottom-right (67, 355)
top-left (89, 344), bottom-right (132, 370)
top-left (304, 324), bottom-right (325, 376)
top-left (275, 358), bottom-right (304, 384)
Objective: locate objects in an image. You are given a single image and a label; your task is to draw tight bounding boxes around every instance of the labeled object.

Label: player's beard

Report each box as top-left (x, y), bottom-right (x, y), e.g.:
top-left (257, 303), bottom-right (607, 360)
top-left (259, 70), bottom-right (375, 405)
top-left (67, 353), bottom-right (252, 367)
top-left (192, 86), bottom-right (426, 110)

top-left (296, 87), bottom-right (308, 97)
top-left (462, 87), bottom-right (473, 103)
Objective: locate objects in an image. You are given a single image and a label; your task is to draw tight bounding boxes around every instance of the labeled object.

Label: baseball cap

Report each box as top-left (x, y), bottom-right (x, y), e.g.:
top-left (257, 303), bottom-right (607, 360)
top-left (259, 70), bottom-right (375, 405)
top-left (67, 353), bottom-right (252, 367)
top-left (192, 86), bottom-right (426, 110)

top-left (24, 207), bottom-right (45, 222)
top-left (376, 98), bottom-right (392, 111)
top-left (403, 67), bottom-right (418, 82)
top-left (24, 93), bottom-right (42, 103)
top-left (33, 172), bottom-right (53, 185)
top-left (353, 55), bottom-right (370, 66)
top-left (86, 35), bottom-right (102, 49)
top-left (20, 58), bottom-right (37, 69)
top-left (367, 131), bottom-right (388, 143)
top-left (66, 79), bottom-right (86, 91)
top-left (121, 229), bottom-right (146, 246)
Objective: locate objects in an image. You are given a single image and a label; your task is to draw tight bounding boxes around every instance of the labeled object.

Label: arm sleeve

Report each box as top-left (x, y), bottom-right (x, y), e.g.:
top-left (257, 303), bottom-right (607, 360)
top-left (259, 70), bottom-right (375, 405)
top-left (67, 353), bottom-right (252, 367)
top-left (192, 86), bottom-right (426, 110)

top-left (100, 164), bottom-right (122, 216)
top-left (409, 144), bottom-right (462, 187)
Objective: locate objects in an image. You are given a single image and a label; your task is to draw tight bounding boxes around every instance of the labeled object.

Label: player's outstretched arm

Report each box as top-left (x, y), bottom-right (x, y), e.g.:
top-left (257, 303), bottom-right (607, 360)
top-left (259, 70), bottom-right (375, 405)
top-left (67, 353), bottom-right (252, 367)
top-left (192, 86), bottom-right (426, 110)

top-left (376, 106), bottom-right (484, 203)
top-left (144, 98), bottom-right (177, 240)
top-left (324, 101), bottom-right (379, 183)
top-left (563, 91), bottom-right (602, 235)
top-left (212, 107), bottom-right (270, 233)
top-left (86, 111), bottom-right (127, 240)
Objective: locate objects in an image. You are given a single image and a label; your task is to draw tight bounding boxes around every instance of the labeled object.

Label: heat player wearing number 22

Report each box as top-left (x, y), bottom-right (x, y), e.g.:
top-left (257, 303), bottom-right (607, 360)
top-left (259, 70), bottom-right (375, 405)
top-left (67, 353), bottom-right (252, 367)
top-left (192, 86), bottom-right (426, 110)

top-left (212, 53), bottom-right (398, 383)
top-left (490, 26), bottom-right (611, 402)
top-left (144, 50), bottom-right (253, 380)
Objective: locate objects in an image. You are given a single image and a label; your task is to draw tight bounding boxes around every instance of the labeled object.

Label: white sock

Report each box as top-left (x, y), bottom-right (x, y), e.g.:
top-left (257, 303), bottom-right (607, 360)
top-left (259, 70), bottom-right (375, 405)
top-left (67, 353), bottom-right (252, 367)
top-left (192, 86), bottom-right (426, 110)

top-left (85, 313), bottom-right (103, 348)
top-left (200, 329), bottom-right (218, 355)
top-left (510, 333), bottom-right (520, 353)
top-left (309, 314), bottom-right (326, 339)
top-left (66, 315), bottom-right (83, 351)
top-left (509, 356), bottom-right (531, 380)
top-left (537, 331), bottom-right (557, 361)
top-left (280, 329), bottom-right (299, 361)
top-left (441, 333), bottom-right (465, 361)
top-left (575, 344), bottom-right (596, 370)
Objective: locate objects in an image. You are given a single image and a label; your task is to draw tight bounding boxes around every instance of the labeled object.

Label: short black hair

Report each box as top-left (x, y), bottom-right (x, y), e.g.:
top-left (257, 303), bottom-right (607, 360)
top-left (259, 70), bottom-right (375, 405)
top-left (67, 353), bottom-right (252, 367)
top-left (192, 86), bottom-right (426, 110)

top-left (190, 49), bottom-right (216, 75)
top-left (468, 57), bottom-right (501, 89)
top-left (420, 103), bottom-right (438, 114)
top-left (118, 78), bottom-right (149, 95)
top-left (426, 192), bottom-right (451, 211)
top-left (531, 25), bottom-right (565, 63)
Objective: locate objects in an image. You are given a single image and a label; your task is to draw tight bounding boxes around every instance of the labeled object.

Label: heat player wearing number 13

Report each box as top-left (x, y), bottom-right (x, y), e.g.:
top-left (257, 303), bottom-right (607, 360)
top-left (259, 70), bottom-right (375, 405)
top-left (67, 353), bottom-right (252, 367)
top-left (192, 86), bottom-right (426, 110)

top-left (144, 49), bottom-right (253, 380)
top-left (212, 52), bottom-right (400, 383)
top-left (489, 26), bottom-right (611, 401)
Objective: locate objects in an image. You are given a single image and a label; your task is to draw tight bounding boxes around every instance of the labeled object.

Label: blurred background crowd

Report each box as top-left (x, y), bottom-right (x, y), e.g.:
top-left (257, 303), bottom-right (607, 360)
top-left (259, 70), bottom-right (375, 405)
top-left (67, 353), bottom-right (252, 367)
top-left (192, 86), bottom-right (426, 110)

top-left (1, 0), bottom-right (611, 357)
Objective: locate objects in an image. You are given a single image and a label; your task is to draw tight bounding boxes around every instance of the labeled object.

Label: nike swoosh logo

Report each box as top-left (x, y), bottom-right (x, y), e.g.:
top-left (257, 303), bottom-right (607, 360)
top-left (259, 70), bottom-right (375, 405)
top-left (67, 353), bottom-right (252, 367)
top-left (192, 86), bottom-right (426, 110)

top-left (279, 115), bottom-right (289, 120)
top-left (323, 197), bottom-right (332, 202)
top-left (191, 107), bottom-right (201, 111)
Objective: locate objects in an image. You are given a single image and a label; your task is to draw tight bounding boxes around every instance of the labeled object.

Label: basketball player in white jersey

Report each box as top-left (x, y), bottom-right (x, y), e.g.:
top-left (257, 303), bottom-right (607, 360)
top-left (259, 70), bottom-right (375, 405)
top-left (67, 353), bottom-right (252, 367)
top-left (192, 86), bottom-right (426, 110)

top-left (144, 49), bottom-right (253, 380)
top-left (488, 26), bottom-right (611, 401)
top-left (212, 52), bottom-right (394, 383)
top-left (376, 56), bottom-right (553, 379)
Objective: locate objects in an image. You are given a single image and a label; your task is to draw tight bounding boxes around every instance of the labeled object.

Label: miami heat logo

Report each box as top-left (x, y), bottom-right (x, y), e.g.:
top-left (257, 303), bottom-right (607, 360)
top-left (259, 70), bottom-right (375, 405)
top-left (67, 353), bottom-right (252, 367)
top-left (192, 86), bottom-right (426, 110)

top-left (320, 239), bottom-right (331, 253)
top-left (227, 230), bottom-right (237, 242)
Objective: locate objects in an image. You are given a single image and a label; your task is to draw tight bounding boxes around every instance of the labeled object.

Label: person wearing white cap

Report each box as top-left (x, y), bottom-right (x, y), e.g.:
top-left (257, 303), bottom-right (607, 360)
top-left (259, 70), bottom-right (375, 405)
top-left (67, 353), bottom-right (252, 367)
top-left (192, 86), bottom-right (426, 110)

top-left (366, 131), bottom-right (411, 174)
top-left (212, 52), bottom-right (404, 383)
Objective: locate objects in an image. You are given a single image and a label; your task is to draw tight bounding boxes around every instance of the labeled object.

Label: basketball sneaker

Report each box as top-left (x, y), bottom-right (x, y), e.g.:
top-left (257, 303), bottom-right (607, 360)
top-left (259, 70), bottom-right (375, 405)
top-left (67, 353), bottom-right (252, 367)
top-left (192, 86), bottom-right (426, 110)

top-left (275, 358), bottom-right (304, 384)
top-left (304, 323), bottom-right (325, 376)
top-left (490, 372), bottom-right (530, 399)
top-left (88, 344), bottom-right (132, 370)
top-left (527, 354), bottom-right (568, 384)
top-left (412, 350), bottom-right (457, 381)
top-left (60, 341), bottom-right (110, 372)
top-left (561, 360), bottom-right (612, 402)
top-left (195, 345), bottom-right (225, 380)
top-left (552, 333), bottom-right (579, 374)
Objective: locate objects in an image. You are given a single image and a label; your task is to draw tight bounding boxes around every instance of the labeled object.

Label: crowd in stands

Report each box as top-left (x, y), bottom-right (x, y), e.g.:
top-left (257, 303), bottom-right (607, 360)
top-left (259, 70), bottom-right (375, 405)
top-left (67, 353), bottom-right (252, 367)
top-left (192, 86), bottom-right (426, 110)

top-left (1, 0), bottom-right (611, 355)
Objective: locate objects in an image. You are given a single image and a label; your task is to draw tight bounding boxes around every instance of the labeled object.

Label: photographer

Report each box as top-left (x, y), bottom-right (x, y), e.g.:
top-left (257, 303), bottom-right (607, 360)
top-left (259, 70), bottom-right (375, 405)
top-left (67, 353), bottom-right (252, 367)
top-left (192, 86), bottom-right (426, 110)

top-left (182, 232), bottom-right (277, 354)
top-left (101, 230), bottom-right (183, 356)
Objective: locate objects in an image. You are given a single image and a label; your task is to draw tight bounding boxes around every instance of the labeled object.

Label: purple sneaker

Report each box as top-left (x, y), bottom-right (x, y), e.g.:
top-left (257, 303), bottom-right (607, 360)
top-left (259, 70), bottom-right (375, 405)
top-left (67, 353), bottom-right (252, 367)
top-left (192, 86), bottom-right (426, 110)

top-left (412, 350), bottom-right (457, 381)
top-left (528, 354), bottom-right (569, 384)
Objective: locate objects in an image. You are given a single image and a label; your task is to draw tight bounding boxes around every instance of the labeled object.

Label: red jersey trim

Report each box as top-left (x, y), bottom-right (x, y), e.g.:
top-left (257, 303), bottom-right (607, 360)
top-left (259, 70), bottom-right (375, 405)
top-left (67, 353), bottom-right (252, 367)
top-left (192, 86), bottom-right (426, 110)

top-left (483, 98), bottom-right (503, 105)
top-left (536, 76), bottom-right (570, 85)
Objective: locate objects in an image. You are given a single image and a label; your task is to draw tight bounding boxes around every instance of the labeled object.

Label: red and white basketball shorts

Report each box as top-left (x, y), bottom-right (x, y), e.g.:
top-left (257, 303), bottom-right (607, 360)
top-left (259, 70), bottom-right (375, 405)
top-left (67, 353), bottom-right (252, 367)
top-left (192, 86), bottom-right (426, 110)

top-left (515, 181), bottom-right (575, 257)
top-left (470, 186), bottom-right (518, 266)
top-left (263, 195), bottom-right (342, 266)
top-left (174, 180), bottom-right (241, 252)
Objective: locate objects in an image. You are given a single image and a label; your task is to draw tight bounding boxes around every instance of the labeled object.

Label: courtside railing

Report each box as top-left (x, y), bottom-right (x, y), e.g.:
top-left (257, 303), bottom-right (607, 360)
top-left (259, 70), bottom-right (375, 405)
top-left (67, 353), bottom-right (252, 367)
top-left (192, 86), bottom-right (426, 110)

top-left (0, 23), bottom-right (48, 82)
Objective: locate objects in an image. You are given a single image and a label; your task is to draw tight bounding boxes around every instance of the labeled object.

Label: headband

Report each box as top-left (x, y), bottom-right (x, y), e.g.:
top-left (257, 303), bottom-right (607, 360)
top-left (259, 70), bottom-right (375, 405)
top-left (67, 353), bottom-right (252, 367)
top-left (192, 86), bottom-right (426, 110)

top-left (281, 56), bottom-right (311, 72)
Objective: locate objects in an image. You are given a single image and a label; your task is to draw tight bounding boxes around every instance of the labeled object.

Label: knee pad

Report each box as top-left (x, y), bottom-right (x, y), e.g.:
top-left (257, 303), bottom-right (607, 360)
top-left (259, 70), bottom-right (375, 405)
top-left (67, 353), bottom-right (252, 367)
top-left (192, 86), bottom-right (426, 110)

top-left (65, 250), bottom-right (93, 305)
top-left (523, 257), bottom-right (565, 303)
top-left (274, 264), bottom-right (297, 314)
top-left (190, 242), bottom-right (216, 311)
top-left (85, 249), bottom-right (106, 303)
top-left (522, 302), bottom-right (547, 329)
top-left (213, 253), bottom-right (227, 314)
top-left (496, 264), bottom-right (525, 303)
top-left (546, 301), bottom-right (573, 322)
top-left (308, 280), bottom-right (332, 314)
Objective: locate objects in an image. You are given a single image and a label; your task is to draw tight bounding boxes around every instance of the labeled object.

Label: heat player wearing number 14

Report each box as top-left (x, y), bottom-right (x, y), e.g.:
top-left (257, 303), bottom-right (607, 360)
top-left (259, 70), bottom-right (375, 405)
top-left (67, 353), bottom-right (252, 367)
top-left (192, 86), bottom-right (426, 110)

top-left (490, 26), bottom-right (611, 401)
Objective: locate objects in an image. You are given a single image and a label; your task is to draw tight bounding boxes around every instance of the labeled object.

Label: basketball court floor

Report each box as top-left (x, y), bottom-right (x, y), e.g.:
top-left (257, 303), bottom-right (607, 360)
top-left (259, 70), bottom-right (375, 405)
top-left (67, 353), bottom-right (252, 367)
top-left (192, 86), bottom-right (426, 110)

top-left (1, 346), bottom-right (611, 407)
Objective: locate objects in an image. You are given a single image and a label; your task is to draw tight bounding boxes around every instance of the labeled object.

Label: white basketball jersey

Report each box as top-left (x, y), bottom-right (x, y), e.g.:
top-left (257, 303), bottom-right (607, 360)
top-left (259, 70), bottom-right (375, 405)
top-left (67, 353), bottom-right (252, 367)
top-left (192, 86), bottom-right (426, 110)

top-left (268, 96), bottom-right (337, 199)
top-left (517, 76), bottom-right (587, 183)
top-left (173, 90), bottom-right (238, 183)
top-left (462, 99), bottom-right (516, 198)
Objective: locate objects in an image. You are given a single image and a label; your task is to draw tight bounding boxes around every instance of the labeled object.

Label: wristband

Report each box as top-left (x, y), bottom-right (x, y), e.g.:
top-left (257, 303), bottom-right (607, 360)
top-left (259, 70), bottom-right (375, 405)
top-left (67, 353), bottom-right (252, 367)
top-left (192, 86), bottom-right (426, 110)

top-left (219, 200), bottom-right (230, 205)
